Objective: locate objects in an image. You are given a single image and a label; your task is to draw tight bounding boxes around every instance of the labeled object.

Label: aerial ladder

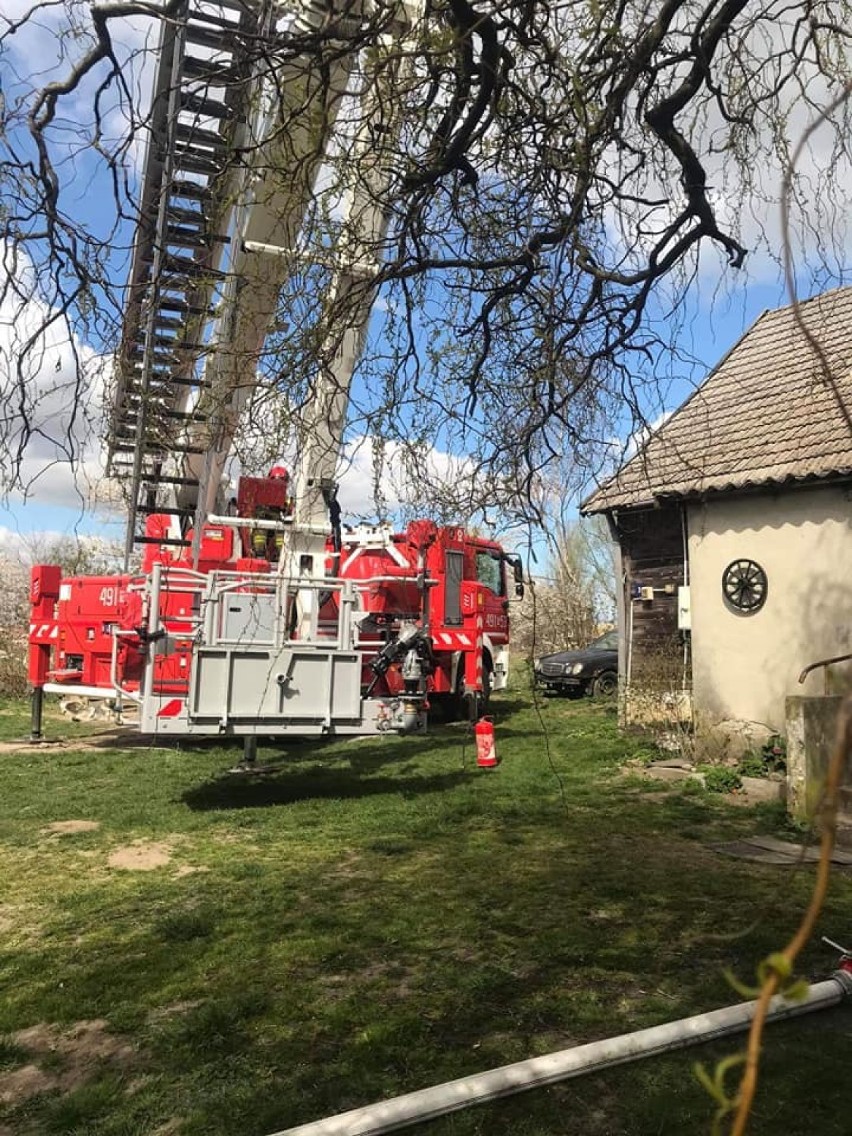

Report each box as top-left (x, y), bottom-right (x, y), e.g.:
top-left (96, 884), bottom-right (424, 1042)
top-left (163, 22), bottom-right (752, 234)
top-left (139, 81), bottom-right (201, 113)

top-left (109, 0), bottom-right (396, 561)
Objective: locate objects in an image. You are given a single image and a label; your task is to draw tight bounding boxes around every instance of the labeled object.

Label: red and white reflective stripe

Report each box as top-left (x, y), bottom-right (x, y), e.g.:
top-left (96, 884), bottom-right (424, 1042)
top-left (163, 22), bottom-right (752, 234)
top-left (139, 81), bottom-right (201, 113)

top-left (157, 699), bottom-right (184, 718)
top-left (29, 623), bottom-right (59, 642)
top-left (434, 631), bottom-right (473, 648)
top-left (475, 613), bottom-right (483, 692)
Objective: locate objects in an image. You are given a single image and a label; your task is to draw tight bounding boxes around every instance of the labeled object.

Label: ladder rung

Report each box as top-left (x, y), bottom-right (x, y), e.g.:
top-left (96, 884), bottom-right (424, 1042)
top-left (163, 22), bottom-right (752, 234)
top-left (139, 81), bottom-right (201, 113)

top-left (183, 55), bottom-right (238, 84)
top-left (165, 226), bottom-right (215, 250)
top-left (135, 536), bottom-right (191, 547)
top-left (112, 441), bottom-right (206, 455)
top-left (134, 325), bottom-right (204, 345)
top-left (157, 298), bottom-right (216, 316)
top-left (180, 92), bottom-right (236, 121)
top-left (122, 406), bottom-right (205, 423)
top-left (135, 332), bottom-right (180, 348)
top-left (194, 0), bottom-right (257, 13)
top-left (163, 253), bottom-right (224, 278)
top-left (140, 474), bottom-right (200, 488)
top-left (166, 204), bottom-right (208, 225)
top-left (185, 23), bottom-right (241, 51)
top-left (173, 149), bottom-right (222, 176)
top-left (152, 375), bottom-right (212, 389)
top-left (134, 336), bottom-right (207, 353)
top-left (136, 504), bottom-right (197, 516)
top-left (170, 178), bottom-right (212, 201)
top-left (187, 8), bottom-right (248, 32)
top-left (175, 120), bottom-right (230, 150)
top-left (125, 371), bottom-right (212, 390)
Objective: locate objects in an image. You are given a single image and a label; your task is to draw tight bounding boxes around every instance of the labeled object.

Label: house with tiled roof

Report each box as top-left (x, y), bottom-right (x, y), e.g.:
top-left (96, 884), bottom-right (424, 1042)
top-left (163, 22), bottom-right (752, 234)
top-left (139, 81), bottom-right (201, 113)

top-left (582, 285), bottom-right (852, 744)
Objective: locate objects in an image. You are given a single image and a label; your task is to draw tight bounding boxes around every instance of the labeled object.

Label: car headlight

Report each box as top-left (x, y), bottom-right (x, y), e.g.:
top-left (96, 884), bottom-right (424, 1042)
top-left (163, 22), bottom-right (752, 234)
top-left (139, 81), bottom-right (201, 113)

top-left (570, 663), bottom-right (585, 675)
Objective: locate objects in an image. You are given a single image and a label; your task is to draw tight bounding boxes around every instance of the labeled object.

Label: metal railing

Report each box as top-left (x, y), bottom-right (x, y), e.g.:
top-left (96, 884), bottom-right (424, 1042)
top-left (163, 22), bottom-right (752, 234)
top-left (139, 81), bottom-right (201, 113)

top-left (798, 652), bottom-right (852, 694)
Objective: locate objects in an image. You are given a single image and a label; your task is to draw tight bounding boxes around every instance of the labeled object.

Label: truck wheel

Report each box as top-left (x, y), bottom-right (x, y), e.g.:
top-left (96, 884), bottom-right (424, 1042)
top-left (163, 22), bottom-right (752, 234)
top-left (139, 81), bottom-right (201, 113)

top-left (431, 662), bottom-right (465, 723)
top-left (482, 656), bottom-right (494, 707)
top-left (591, 671), bottom-right (618, 698)
top-left (467, 657), bottom-right (494, 719)
top-left (431, 692), bottom-right (459, 723)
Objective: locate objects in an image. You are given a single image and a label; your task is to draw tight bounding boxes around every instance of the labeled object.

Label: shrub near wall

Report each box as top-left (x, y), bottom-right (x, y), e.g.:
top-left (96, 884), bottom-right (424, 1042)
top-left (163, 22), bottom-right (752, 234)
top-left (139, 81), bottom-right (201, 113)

top-left (625, 638), bottom-right (692, 727)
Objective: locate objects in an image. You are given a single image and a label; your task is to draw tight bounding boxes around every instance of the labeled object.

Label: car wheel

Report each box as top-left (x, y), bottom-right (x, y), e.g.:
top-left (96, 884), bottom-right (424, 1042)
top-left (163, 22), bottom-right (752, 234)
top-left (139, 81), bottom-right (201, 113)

top-left (591, 670), bottom-right (618, 698)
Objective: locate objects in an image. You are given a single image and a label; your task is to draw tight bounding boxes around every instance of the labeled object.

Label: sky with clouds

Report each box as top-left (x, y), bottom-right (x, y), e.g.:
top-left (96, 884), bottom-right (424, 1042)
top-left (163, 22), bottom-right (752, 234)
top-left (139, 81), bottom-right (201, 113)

top-left (1, 3), bottom-right (850, 554)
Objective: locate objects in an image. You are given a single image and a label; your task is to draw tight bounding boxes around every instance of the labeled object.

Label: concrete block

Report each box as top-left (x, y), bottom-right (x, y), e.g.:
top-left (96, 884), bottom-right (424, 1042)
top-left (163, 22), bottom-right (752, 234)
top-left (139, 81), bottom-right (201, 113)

top-left (785, 694), bottom-right (843, 821)
top-left (740, 776), bottom-right (786, 804)
top-left (644, 765), bottom-right (691, 782)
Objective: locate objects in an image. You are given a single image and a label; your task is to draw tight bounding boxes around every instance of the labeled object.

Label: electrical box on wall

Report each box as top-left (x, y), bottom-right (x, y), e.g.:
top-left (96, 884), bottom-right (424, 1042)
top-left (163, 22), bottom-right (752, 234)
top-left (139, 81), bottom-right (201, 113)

top-left (640, 586), bottom-right (655, 601)
top-left (678, 585), bottom-right (691, 630)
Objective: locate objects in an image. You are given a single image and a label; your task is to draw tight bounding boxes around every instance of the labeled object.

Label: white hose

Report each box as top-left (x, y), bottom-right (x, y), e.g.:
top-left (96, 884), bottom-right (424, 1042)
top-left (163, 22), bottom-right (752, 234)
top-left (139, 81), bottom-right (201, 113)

top-left (272, 973), bottom-right (852, 1136)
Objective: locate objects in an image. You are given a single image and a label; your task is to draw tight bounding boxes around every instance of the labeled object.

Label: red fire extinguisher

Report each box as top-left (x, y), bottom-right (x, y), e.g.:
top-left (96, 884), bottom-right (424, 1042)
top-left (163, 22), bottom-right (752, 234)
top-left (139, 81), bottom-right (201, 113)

top-left (475, 717), bottom-right (499, 769)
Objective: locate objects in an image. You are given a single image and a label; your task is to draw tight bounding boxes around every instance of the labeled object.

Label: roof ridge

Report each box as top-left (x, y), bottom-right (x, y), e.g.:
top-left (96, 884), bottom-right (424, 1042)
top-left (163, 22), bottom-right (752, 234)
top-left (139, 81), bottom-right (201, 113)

top-left (581, 284), bottom-right (852, 514)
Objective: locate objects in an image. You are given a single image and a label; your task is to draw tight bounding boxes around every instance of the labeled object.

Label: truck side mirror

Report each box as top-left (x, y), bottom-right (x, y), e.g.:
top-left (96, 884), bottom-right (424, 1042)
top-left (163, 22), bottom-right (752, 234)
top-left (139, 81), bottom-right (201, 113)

top-left (507, 555), bottom-right (524, 599)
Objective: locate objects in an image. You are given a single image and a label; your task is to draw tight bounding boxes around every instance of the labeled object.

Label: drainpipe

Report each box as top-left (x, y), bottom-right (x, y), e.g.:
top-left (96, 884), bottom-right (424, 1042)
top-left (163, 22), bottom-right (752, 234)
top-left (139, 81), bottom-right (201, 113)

top-left (273, 970), bottom-right (852, 1136)
top-left (607, 511), bottom-right (628, 727)
top-left (680, 504), bottom-right (691, 698)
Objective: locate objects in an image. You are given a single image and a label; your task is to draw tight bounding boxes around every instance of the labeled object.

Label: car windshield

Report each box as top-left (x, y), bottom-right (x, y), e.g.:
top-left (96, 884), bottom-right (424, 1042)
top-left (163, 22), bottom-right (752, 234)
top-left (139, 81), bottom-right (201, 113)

top-left (591, 631), bottom-right (618, 651)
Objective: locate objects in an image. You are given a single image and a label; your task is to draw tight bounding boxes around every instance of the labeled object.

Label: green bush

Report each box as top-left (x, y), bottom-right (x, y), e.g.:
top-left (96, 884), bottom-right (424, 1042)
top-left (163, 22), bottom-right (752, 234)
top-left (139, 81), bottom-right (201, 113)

top-left (736, 735), bottom-right (787, 780)
top-left (762, 734), bottom-right (787, 772)
top-left (699, 764), bottom-right (742, 794)
top-left (738, 753), bottom-right (767, 779)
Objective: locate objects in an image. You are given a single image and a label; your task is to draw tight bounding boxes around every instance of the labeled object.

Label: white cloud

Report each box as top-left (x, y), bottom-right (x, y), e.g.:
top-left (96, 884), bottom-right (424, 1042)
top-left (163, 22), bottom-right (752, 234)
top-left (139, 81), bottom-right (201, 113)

top-left (226, 427), bottom-right (479, 524)
top-left (335, 434), bottom-right (479, 523)
top-left (0, 256), bottom-right (114, 514)
top-left (622, 409), bottom-right (674, 461)
top-left (0, 524), bottom-right (29, 556)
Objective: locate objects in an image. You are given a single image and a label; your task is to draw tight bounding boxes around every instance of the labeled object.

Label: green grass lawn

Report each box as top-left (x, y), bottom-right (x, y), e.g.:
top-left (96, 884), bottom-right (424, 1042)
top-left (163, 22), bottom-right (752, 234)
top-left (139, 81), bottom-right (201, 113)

top-left (0, 690), bottom-right (850, 1136)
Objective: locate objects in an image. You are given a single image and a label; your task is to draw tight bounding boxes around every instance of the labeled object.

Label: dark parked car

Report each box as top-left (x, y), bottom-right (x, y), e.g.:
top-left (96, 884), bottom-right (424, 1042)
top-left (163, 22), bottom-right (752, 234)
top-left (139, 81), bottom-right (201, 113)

top-left (534, 630), bottom-right (619, 697)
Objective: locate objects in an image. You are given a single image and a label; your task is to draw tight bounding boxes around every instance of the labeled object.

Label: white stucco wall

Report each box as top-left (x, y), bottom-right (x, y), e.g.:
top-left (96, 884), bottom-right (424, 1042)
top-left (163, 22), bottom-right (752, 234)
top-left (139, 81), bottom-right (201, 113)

top-left (687, 485), bottom-right (852, 736)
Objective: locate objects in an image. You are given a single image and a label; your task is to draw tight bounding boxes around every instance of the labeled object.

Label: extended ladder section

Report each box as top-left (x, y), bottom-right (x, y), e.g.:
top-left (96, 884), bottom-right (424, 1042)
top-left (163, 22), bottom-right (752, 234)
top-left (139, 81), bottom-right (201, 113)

top-left (108, 0), bottom-right (270, 556)
top-left (108, 0), bottom-right (419, 568)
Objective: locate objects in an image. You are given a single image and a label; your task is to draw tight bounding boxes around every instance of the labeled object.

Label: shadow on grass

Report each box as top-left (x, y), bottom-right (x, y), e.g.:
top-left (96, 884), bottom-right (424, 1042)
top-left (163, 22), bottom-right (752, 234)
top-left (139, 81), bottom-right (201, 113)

top-left (183, 762), bottom-right (469, 811)
top-left (484, 697), bottom-right (532, 717)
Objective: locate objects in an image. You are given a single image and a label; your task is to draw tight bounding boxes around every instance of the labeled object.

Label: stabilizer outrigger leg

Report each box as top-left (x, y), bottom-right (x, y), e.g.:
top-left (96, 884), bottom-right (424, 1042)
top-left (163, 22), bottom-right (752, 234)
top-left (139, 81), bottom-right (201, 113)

top-left (30, 686), bottom-right (44, 742)
top-left (242, 736), bottom-right (258, 767)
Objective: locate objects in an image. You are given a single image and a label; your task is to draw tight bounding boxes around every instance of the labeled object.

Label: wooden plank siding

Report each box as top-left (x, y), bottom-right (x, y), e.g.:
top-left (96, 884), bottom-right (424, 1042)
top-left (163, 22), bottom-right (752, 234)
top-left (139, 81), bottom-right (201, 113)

top-left (612, 505), bottom-right (690, 689)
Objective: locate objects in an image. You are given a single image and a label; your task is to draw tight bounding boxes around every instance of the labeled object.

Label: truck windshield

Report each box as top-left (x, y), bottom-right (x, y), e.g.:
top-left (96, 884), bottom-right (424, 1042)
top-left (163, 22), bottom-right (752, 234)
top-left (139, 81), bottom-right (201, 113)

top-left (475, 551), bottom-right (504, 595)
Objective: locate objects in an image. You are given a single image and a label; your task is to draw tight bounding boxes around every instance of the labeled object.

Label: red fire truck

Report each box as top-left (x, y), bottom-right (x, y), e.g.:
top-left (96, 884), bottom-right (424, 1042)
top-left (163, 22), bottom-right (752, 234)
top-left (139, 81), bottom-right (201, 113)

top-left (27, 0), bottom-right (524, 745)
top-left (28, 470), bottom-right (523, 741)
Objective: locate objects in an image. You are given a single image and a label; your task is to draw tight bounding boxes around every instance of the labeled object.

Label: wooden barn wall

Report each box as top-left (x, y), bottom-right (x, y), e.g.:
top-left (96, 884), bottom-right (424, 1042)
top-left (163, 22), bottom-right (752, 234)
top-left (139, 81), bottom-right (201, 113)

top-left (613, 505), bottom-right (688, 684)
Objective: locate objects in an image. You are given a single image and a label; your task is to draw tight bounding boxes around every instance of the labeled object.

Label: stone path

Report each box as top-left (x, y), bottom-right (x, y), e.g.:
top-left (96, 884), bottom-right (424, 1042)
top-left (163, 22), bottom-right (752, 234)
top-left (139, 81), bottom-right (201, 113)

top-left (711, 834), bottom-right (852, 867)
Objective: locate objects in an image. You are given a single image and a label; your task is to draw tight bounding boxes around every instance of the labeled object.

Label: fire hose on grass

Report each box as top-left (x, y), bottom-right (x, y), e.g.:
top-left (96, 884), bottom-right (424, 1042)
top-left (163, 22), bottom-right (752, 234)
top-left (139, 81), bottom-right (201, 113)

top-left (272, 949), bottom-right (852, 1136)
